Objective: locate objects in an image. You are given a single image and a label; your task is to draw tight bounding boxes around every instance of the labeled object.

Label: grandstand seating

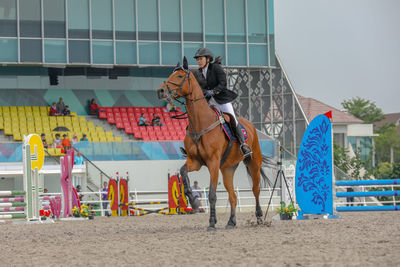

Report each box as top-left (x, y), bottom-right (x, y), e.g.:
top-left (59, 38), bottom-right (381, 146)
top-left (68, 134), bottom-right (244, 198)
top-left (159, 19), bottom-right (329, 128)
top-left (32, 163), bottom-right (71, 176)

top-left (0, 106), bottom-right (120, 156)
top-left (98, 106), bottom-right (188, 141)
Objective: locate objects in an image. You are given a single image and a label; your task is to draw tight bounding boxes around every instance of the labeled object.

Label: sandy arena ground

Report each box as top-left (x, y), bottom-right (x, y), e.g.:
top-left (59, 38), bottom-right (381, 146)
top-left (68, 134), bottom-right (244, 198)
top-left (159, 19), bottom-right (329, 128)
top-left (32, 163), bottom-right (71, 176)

top-left (1, 211), bottom-right (400, 266)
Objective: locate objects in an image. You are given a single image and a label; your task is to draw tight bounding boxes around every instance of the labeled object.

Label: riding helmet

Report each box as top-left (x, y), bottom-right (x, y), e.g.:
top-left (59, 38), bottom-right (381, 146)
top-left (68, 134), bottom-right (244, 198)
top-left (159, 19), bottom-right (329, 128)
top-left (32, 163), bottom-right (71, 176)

top-left (193, 47), bottom-right (214, 62)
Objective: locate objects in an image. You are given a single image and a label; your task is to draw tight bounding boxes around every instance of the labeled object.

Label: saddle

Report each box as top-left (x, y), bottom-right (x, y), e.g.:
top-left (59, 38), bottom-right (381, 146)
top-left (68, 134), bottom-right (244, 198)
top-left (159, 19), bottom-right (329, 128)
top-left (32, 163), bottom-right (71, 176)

top-left (211, 107), bottom-right (248, 142)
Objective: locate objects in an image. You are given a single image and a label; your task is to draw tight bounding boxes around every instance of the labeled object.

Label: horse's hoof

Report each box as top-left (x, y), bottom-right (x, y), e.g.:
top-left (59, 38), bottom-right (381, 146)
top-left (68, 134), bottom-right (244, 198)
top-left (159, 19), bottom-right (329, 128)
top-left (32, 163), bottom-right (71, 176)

top-left (207, 226), bottom-right (216, 232)
top-left (225, 224), bottom-right (236, 229)
top-left (257, 217), bottom-right (263, 225)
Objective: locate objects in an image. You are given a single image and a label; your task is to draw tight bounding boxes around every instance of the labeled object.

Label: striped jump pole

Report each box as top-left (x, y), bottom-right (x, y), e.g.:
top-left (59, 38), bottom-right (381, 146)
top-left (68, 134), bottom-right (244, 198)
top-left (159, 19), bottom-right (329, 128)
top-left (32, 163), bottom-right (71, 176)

top-left (0, 191), bottom-right (26, 197)
top-left (0, 191), bottom-right (27, 221)
top-left (0, 197), bottom-right (25, 203)
top-left (337, 206), bottom-right (400, 212)
top-left (336, 191), bottom-right (400, 198)
top-left (0, 214), bottom-right (27, 219)
top-left (336, 179), bottom-right (400, 187)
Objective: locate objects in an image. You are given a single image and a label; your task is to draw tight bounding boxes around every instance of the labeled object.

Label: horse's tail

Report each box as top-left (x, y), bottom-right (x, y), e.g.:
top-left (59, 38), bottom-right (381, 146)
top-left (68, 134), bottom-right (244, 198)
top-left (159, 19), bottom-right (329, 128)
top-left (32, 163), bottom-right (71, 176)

top-left (245, 155), bottom-right (276, 188)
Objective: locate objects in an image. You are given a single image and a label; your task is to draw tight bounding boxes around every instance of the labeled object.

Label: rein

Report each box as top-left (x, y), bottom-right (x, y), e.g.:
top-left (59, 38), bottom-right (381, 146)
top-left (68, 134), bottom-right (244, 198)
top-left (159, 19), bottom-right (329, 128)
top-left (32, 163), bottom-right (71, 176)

top-left (163, 69), bottom-right (222, 160)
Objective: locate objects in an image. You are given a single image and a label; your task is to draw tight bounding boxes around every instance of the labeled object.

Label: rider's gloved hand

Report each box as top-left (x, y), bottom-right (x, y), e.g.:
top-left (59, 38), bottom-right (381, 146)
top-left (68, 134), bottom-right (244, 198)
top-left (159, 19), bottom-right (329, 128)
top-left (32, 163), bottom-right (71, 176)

top-left (204, 90), bottom-right (214, 97)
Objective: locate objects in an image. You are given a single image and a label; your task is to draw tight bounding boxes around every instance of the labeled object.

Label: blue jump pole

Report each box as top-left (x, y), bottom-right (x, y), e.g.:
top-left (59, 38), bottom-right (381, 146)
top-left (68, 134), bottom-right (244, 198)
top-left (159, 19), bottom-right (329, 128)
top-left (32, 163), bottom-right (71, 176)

top-left (336, 179), bottom-right (400, 187)
top-left (336, 191), bottom-right (400, 198)
top-left (337, 205), bottom-right (400, 212)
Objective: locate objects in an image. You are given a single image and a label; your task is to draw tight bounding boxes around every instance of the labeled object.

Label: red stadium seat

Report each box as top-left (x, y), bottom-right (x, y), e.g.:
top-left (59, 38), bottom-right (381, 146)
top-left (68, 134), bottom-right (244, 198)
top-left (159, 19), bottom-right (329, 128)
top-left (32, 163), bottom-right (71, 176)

top-left (106, 107), bottom-right (113, 113)
top-left (125, 126), bottom-right (133, 134)
top-left (134, 132), bottom-right (142, 139)
top-left (114, 112), bottom-right (121, 118)
top-left (112, 107), bottom-right (120, 113)
top-left (116, 122), bottom-right (124, 129)
top-left (99, 107), bottom-right (106, 112)
top-left (154, 107), bottom-right (162, 113)
top-left (107, 113), bottom-right (115, 124)
top-left (99, 111), bottom-right (107, 119)
top-left (127, 107), bottom-right (134, 113)
top-left (120, 107), bottom-right (127, 113)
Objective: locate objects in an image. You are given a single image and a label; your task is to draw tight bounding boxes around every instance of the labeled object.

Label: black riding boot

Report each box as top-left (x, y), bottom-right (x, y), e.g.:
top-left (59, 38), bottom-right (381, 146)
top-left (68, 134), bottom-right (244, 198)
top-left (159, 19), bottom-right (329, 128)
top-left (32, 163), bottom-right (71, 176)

top-left (234, 124), bottom-right (252, 158)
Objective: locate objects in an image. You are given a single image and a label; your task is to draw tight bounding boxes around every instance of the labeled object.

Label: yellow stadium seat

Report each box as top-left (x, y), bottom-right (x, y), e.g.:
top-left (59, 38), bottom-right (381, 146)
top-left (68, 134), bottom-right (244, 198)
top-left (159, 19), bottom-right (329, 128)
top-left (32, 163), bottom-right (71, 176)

top-left (56, 116), bottom-right (64, 125)
top-left (79, 116), bottom-right (86, 123)
top-left (106, 136), bottom-right (114, 142)
top-left (24, 106), bottom-right (32, 112)
top-left (4, 126), bottom-right (13, 135)
top-left (0, 120), bottom-right (3, 130)
top-left (42, 116), bottom-right (49, 123)
top-left (70, 112), bottom-right (77, 117)
top-left (32, 106), bottom-right (39, 112)
top-left (87, 121), bottom-right (94, 127)
top-left (114, 137), bottom-right (122, 142)
top-left (13, 133), bottom-right (22, 141)
top-left (64, 116), bottom-right (71, 123)
top-left (3, 106), bottom-right (9, 113)
top-left (10, 106), bottom-right (17, 112)
top-left (105, 131), bottom-right (113, 137)
top-left (46, 148), bottom-right (56, 156)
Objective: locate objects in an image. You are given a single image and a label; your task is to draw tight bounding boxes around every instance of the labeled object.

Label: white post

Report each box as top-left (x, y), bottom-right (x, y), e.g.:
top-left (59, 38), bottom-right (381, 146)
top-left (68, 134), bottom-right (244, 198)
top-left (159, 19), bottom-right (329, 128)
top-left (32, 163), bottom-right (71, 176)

top-left (236, 187), bottom-right (241, 212)
top-left (34, 167), bottom-right (39, 220)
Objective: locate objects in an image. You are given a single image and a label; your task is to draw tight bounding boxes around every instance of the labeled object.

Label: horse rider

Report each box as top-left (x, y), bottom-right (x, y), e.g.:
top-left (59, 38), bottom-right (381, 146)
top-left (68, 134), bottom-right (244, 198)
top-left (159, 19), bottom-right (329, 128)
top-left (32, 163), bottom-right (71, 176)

top-left (192, 47), bottom-right (252, 158)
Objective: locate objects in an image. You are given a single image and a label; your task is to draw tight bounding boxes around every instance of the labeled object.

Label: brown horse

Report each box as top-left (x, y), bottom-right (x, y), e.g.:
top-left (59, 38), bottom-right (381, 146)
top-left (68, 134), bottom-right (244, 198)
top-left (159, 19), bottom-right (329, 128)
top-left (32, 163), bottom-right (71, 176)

top-left (157, 57), bottom-right (272, 230)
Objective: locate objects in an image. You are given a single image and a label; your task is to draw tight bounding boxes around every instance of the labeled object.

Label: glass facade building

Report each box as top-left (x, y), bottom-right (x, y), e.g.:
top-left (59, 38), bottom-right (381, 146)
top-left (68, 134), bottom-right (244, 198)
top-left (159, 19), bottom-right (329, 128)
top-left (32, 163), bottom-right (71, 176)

top-left (0, 0), bottom-right (308, 155)
top-left (0, 0), bottom-right (275, 67)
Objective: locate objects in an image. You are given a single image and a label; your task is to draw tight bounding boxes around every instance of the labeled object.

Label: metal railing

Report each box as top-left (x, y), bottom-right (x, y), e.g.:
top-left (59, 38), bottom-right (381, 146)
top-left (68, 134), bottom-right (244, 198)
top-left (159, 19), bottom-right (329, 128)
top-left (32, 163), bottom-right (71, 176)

top-left (41, 187), bottom-right (283, 216)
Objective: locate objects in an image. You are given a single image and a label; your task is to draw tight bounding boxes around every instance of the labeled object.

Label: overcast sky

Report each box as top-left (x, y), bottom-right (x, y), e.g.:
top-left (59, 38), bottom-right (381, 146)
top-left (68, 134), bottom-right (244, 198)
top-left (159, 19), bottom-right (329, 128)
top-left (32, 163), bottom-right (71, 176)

top-left (274, 0), bottom-right (400, 114)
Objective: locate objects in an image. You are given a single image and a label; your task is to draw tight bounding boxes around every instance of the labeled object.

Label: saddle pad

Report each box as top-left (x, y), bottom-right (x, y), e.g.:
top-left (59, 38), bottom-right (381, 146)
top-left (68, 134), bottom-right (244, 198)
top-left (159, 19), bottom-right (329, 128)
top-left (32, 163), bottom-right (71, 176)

top-left (212, 108), bottom-right (248, 142)
top-left (221, 122), bottom-right (248, 142)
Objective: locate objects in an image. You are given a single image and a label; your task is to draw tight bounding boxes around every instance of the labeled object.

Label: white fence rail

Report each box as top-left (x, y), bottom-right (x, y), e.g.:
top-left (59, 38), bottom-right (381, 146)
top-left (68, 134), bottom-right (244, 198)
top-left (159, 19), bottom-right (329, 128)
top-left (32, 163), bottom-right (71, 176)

top-left (40, 187), bottom-right (283, 216)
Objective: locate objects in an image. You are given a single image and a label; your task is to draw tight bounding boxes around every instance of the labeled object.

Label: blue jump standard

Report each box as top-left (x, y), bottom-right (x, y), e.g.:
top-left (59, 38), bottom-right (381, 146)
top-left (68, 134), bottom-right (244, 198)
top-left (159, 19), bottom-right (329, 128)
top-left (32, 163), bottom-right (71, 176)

top-left (336, 191), bottom-right (400, 198)
top-left (336, 179), bottom-right (400, 186)
top-left (337, 205), bottom-right (400, 212)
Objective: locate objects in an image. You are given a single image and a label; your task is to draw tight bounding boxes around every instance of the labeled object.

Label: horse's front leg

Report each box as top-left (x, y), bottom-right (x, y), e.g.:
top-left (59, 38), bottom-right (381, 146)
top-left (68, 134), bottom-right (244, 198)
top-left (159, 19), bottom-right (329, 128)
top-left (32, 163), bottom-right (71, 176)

top-left (180, 160), bottom-right (201, 211)
top-left (207, 161), bottom-right (220, 231)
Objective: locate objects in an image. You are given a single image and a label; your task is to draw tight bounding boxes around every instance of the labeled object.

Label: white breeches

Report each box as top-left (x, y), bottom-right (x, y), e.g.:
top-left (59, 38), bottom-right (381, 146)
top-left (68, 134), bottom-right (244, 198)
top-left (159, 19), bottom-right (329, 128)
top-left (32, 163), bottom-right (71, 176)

top-left (209, 97), bottom-right (238, 125)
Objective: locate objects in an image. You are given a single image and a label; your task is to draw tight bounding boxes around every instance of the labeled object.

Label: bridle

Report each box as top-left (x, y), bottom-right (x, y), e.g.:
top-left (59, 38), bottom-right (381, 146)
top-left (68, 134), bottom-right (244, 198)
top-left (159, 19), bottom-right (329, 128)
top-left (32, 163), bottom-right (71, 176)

top-left (160, 67), bottom-right (222, 164)
top-left (161, 68), bottom-right (206, 104)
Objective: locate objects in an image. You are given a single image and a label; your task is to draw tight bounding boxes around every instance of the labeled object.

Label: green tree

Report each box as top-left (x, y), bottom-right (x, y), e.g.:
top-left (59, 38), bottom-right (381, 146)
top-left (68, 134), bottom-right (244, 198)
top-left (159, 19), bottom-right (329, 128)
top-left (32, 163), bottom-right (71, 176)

top-left (341, 97), bottom-right (385, 124)
top-left (374, 123), bottom-right (400, 164)
top-left (334, 142), bottom-right (365, 179)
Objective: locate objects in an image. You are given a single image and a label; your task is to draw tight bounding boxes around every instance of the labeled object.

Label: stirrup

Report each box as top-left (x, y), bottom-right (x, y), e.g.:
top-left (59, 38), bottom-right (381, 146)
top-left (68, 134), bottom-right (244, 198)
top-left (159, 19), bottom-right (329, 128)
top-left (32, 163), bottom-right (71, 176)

top-left (240, 144), bottom-right (252, 158)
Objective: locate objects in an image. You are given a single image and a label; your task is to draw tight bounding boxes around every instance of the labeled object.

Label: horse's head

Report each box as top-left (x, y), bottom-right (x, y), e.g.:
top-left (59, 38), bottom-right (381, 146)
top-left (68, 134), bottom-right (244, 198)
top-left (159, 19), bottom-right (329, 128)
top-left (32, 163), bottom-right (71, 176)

top-left (157, 57), bottom-right (191, 101)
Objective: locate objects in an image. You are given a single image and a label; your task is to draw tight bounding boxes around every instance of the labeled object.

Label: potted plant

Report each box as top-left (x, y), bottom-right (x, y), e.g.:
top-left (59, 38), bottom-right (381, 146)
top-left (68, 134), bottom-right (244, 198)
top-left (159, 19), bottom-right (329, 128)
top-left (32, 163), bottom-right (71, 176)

top-left (276, 201), bottom-right (298, 220)
top-left (72, 204), bottom-right (94, 219)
